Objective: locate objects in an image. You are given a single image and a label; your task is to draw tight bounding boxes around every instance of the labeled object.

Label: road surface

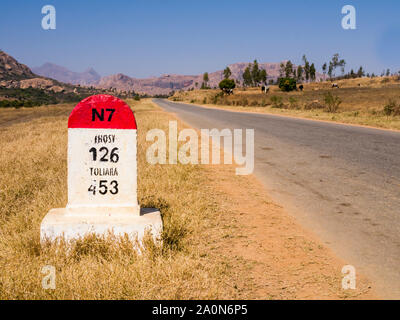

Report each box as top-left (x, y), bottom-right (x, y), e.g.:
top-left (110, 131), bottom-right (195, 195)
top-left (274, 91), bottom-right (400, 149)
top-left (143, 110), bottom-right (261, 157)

top-left (153, 98), bottom-right (400, 299)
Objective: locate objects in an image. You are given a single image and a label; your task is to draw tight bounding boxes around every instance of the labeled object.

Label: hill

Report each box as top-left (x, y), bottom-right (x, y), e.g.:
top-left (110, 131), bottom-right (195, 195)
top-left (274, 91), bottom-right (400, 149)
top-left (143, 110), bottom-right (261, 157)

top-left (0, 51), bottom-right (132, 108)
top-left (96, 62), bottom-right (317, 95)
top-left (0, 50), bottom-right (35, 81)
top-left (98, 62), bottom-right (323, 95)
top-left (32, 63), bottom-right (101, 85)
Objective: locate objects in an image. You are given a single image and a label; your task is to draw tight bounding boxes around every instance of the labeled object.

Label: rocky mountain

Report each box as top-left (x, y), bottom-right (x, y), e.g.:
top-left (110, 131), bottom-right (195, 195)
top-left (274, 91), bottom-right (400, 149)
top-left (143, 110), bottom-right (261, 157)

top-left (97, 73), bottom-right (197, 95)
top-left (32, 63), bottom-right (101, 85)
top-left (0, 51), bottom-right (72, 93)
top-left (0, 51), bottom-right (125, 107)
top-left (0, 50), bottom-right (35, 81)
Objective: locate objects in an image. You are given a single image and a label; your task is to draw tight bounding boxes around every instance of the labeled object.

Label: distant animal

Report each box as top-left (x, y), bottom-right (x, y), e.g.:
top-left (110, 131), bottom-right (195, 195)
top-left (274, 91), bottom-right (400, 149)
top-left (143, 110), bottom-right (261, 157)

top-left (299, 84), bottom-right (304, 91)
top-left (261, 85), bottom-right (270, 94)
top-left (332, 83), bottom-right (339, 88)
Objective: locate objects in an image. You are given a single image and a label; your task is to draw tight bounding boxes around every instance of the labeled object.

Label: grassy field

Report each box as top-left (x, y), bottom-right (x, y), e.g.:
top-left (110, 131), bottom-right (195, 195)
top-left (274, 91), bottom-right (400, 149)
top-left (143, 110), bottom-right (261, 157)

top-left (171, 76), bottom-right (400, 130)
top-left (0, 99), bottom-right (375, 299)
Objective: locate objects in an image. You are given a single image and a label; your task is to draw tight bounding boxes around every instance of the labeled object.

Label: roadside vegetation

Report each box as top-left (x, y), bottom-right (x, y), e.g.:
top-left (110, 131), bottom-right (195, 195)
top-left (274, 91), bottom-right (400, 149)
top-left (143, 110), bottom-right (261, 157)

top-left (171, 75), bottom-right (400, 130)
top-left (171, 53), bottom-right (400, 130)
top-left (0, 85), bottom-right (139, 109)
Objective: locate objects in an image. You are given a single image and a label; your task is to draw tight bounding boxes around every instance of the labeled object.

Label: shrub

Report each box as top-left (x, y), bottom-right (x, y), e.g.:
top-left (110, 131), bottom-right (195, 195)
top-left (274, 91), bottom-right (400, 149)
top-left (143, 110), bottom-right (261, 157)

top-left (218, 79), bottom-right (236, 94)
top-left (240, 98), bottom-right (248, 106)
top-left (270, 95), bottom-right (283, 108)
top-left (260, 98), bottom-right (267, 107)
top-left (383, 99), bottom-right (400, 116)
top-left (304, 100), bottom-right (325, 110)
top-left (288, 97), bottom-right (299, 109)
top-left (134, 94), bottom-right (140, 101)
top-left (278, 77), bottom-right (297, 92)
top-left (202, 97), bottom-right (207, 104)
top-left (212, 92), bottom-right (224, 104)
top-left (323, 92), bottom-right (341, 113)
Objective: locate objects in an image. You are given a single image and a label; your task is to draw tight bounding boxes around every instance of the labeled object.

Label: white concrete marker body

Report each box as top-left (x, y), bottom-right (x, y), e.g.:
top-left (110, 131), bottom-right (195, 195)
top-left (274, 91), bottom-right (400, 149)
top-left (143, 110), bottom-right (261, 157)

top-left (67, 128), bottom-right (138, 211)
top-left (40, 94), bottom-right (162, 243)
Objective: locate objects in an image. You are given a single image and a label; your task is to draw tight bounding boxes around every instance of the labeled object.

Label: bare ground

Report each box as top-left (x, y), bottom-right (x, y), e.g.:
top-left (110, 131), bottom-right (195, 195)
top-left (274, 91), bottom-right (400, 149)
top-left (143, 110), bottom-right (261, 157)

top-left (204, 164), bottom-right (376, 299)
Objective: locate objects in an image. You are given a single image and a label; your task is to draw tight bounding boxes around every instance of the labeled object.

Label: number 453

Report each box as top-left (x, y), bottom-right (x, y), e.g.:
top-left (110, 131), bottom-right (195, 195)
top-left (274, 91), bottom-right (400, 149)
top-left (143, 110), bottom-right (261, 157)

top-left (88, 180), bottom-right (118, 195)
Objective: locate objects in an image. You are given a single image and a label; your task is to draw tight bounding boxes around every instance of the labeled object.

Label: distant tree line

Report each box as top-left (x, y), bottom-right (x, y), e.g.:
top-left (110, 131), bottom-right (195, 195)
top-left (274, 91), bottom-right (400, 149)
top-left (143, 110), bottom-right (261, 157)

top-left (0, 86), bottom-right (135, 108)
top-left (242, 60), bottom-right (267, 87)
top-left (199, 52), bottom-right (399, 94)
top-left (279, 55), bottom-right (316, 83)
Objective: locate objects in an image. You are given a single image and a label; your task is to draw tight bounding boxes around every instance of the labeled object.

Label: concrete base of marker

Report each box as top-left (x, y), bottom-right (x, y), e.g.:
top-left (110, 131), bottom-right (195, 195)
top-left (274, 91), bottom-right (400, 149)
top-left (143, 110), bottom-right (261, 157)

top-left (40, 207), bottom-right (162, 244)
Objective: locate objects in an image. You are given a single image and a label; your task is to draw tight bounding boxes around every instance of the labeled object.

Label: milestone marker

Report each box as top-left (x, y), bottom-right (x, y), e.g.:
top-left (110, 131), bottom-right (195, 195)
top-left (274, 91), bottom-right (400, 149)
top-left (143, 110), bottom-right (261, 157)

top-left (40, 94), bottom-right (162, 243)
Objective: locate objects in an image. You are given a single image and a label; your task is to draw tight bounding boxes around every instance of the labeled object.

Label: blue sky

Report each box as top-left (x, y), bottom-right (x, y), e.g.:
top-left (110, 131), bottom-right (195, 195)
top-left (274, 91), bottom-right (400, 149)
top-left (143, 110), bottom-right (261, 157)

top-left (1, 0), bottom-right (399, 78)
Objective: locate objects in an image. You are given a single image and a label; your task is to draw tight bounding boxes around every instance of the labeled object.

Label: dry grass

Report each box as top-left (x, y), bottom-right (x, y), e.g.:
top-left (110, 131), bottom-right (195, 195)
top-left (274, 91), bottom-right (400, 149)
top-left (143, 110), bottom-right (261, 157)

top-left (171, 76), bottom-right (400, 130)
top-left (0, 100), bottom-right (241, 299)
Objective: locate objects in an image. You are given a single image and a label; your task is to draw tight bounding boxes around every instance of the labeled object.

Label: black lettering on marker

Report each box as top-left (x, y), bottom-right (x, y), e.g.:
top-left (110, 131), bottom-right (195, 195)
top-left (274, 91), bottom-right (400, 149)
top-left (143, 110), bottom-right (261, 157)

top-left (106, 108), bottom-right (115, 121)
top-left (92, 108), bottom-right (115, 122)
top-left (92, 108), bottom-right (104, 121)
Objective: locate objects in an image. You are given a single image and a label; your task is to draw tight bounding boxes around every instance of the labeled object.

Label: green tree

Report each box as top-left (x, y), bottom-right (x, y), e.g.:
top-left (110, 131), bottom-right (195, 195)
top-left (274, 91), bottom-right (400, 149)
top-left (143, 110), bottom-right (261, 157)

top-left (259, 69), bottom-right (267, 84)
top-left (203, 72), bottom-right (209, 88)
top-left (279, 62), bottom-right (285, 78)
top-left (302, 55), bottom-right (310, 82)
top-left (241, 60), bottom-right (267, 86)
top-left (223, 67), bottom-right (232, 79)
top-left (322, 63), bottom-right (327, 79)
top-left (310, 63), bottom-right (316, 82)
top-left (330, 53), bottom-right (346, 78)
top-left (328, 62), bottom-right (334, 80)
top-left (284, 60), bottom-right (294, 78)
top-left (251, 60), bottom-right (261, 86)
top-left (219, 78), bottom-right (236, 94)
top-left (357, 66), bottom-right (365, 78)
top-left (242, 65), bottom-right (252, 87)
top-left (297, 65), bottom-right (303, 82)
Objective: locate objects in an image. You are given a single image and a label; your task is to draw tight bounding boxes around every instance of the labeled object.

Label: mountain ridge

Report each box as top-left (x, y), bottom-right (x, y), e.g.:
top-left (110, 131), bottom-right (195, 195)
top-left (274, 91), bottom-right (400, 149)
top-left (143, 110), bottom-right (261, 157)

top-left (2, 50), bottom-right (322, 96)
top-left (95, 61), bottom-right (304, 95)
top-left (32, 62), bottom-right (101, 86)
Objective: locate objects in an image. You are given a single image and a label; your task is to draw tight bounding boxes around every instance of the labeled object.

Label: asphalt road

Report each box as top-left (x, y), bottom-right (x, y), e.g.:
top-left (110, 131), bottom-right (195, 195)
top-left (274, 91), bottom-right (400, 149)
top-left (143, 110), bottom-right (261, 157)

top-left (153, 98), bottom-right (400, 298)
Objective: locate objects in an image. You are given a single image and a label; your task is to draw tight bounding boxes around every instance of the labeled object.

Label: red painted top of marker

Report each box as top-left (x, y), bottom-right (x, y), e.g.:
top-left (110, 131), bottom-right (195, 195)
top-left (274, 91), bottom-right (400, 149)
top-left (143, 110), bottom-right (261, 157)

top-left (68, 94), bottom-right (137, 129)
